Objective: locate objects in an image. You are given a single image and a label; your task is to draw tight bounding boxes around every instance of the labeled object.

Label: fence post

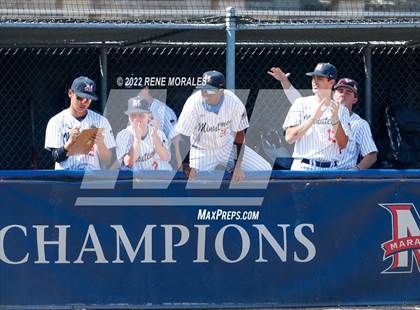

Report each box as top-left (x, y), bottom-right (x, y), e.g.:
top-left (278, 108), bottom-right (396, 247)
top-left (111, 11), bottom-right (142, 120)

top-left (99, 45), bottom-right (108, 113)
top-left (363, 46), bottom-right (372, 125)
top-left (225, 7), bottom-right (236, 91)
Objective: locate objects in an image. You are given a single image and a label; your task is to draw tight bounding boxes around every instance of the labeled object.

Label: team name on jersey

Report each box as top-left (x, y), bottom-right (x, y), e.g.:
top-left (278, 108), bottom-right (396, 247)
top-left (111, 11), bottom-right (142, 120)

top-left (197, 120), bottom-right (232, 133)
top-left (303, 114), bottom-right (332, 125)
top-left (136, 150), bottom-right (156, 163)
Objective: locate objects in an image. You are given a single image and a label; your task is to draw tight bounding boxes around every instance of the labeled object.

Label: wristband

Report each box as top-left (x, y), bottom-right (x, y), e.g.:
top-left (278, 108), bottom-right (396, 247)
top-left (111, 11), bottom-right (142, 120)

top-left (234, 142), bottom-right (244, 161)
top-left (332, 120), bottom-right (339, 126)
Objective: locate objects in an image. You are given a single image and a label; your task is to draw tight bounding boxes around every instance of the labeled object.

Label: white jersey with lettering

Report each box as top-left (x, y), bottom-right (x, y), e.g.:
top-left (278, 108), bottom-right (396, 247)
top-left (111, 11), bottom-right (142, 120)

top-left (337, 112), bottom-right (377, 169)
top-left (282, 95), bottom-right (352, 168)
top-left (150, 99), bottom-right (178, 142)
top-left (116, 125), bottom-right (172, 171)
top-left (176, 89), bottom-right (249, 171)
top-left (44, 109), bottom-right (116, 170)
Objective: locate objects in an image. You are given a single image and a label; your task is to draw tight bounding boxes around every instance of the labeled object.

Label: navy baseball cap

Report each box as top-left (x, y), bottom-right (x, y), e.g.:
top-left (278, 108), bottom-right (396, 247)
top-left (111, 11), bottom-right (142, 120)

top-left (334, 78), bottom-right (359, 96)
top-left (71, 76), bottom-right (98, 100)
top-left (196, 71), bottom-right (226, 90)
top-left (125, 96), bottom-right (151, 115)
top-left (306, 63), bottom-right (337, 80)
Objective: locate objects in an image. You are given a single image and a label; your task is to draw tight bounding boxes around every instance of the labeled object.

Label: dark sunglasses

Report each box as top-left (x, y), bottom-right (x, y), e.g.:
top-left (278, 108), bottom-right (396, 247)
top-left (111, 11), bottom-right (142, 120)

top-left (76, 96), bottom-right (91, 104)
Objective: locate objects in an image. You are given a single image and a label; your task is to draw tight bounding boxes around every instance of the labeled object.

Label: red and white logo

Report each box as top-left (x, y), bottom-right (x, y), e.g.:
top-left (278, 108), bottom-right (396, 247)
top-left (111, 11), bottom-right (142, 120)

top-left (381, 203), bottom-right (420, 274)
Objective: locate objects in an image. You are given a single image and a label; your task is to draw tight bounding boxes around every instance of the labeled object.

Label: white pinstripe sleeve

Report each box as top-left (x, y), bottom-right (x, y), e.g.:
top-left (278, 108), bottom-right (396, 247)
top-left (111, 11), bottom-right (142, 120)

top-left (284, 85), bottom-right (302, 105)
top-left (156, 129), bottom-right (170, 159)
top-left (231, 104), bottom-right (249, 132)
top-left (358, 120), bottom-right (378, 156)
top-left (44, 116), bottom-right (63, 150)
top-left (166, 106), bottom-right (178, 122)
top-left (282, 98), bottom-right (303, 130)
top-left (338, 105), bottom-right (352, 138)
top-left (116, 130), bottom-right (134, 161)
top-left (176, 99), bottom-right (197, 136)
top-left (102, 117), bottom-right (116, 149)
top-left (162, 106), bottom-right (179, 141)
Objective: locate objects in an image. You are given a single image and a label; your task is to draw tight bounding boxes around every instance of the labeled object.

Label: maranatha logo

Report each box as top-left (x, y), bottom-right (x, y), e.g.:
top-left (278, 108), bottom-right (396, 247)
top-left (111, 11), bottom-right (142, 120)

top-left (381, 203), bottom-right (420, 274)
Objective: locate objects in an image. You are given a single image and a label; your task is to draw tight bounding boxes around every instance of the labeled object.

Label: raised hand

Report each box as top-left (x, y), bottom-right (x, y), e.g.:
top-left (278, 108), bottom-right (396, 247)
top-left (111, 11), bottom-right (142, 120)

top-left (331, 98), bottom-right (341, 124)
top-left (313, 97), bottom-right (329, 121)
top-left (133, 119), bottom-right (147, 139)
top-left (232, 166), bottom-right (245, 183)
top-left (150, 119), bottom-right (160, 136)
top-left (267, 67), bottom-right (290, 82)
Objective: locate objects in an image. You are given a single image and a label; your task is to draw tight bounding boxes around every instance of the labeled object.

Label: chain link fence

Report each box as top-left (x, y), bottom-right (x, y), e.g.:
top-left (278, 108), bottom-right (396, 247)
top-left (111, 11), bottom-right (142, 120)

top-left (0, 0), bottom-right (419, 170)
top-left (1, 0), bottom-right (420, 23)
top-left (0, 45), bottom-right (418, 169)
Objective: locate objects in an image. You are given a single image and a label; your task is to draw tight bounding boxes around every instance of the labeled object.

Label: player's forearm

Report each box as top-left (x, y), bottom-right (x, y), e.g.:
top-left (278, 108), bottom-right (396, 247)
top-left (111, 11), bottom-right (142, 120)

top-left (283, 85), bottom-right (302, 105)
top-left (285, 117), bottom-right (316, 144)
top-left (153, 135), bottom-right (170, 161)
top-left (63, 140), bottom-right (74, 152)
top-left (98, 146), bottom-right (113, 168)
top-left (279, 79), bottom-right (291, 90)
top-left (172, 136), bottom-right (183, 168)
top-left (124, 139), bottom-right (141, 168)
top-left (334, 123), bottom-right (348, 149)
top-left (356, 152), bottom-right (377, 169)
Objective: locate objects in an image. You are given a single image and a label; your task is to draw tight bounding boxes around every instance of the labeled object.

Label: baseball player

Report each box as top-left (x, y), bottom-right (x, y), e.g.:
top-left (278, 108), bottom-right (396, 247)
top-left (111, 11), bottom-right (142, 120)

top-left (333, 78), bottom-right (378, 169)
top-left (176, 70), bottom-right (271, 182)
top-left (116, 96), bottom-right (172, 170)
top-left (281, 63), bottom-right (352, 170)
top-left (137, 85), bottom-right (182, 169)
top-left (269, 67), bottom-right (377, 169)
top-left (44, 76), bottom-right (116, 170)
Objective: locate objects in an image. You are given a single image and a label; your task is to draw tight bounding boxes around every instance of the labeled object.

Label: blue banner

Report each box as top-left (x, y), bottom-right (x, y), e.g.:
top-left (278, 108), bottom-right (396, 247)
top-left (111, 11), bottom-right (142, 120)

top-left (1, 170), bottom-right (420, 309)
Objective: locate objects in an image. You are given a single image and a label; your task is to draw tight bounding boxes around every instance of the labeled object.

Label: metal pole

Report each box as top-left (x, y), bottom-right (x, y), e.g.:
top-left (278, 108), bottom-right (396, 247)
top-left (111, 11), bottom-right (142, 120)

top-left (226, 7), bottom-right (236, 91)
top-left (363, 46), bottom-right (372, 125)
top-left (99, 46), bottom-right (108, 113)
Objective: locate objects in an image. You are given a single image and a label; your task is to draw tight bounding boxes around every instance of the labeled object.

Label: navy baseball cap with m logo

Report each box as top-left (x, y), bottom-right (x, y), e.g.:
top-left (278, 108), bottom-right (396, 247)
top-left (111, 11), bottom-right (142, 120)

top-left (306, 63), bottom-right (337, 80)
top-left (71, 76), bottom-right (98, 100)
top-left (196, 70), bottom-right (226, 90)
top-left (125, 96), bottom-right (151, 115)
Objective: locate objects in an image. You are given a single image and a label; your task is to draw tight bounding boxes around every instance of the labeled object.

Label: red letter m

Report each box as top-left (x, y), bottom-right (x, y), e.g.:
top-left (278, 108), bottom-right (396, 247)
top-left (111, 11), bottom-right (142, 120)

top-left (381, 203), bottom-right (420, 274)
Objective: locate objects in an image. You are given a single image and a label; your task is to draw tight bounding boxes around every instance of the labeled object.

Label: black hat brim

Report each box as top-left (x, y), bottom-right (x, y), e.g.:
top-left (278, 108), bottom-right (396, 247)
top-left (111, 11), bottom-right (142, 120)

top-left (305, 71), bottom-right (329, 78)
top-left (74, 90), bottom-right (98, 101)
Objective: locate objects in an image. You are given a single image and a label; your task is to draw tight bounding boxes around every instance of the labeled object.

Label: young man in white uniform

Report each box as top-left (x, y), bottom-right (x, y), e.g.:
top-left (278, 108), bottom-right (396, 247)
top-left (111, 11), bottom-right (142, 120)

top-left (116, 96), bottom-right (172, 170)
top-left (333, 78), bottom-right (378, 169)
top-left (176, 70), bottom-right (271, 182)
top-left (44, 76), bottom-right (115, 170)
top-left (281, 63), bottom-right (352, 170)
top-left (269, 67), bottom-right (377, 169)
top-left (137, 85), bottom-right (181, 169)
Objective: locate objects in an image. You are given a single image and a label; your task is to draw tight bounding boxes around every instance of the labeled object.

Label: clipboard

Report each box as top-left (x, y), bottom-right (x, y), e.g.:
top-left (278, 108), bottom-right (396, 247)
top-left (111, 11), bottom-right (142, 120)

top-left (67, 128), bottom-right (103, 156)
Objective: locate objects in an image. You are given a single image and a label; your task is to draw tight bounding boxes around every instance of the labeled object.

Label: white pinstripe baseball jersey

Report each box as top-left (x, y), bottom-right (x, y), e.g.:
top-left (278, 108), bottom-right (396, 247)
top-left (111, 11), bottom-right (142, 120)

top-left (150, 99), bottom-right (178, 143)
top-left (282, 95), bottom-right (352, 163)
top-left (337, 112), bottom-right (377, 169)
top-left (284, 85), bottom-right (302, 105)
top-left (116, 125), bottom-right (172, 171)
top-left (44, 109), bottom-right (116, 170)
top-left (176, 89), bottom-right (251, 171)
